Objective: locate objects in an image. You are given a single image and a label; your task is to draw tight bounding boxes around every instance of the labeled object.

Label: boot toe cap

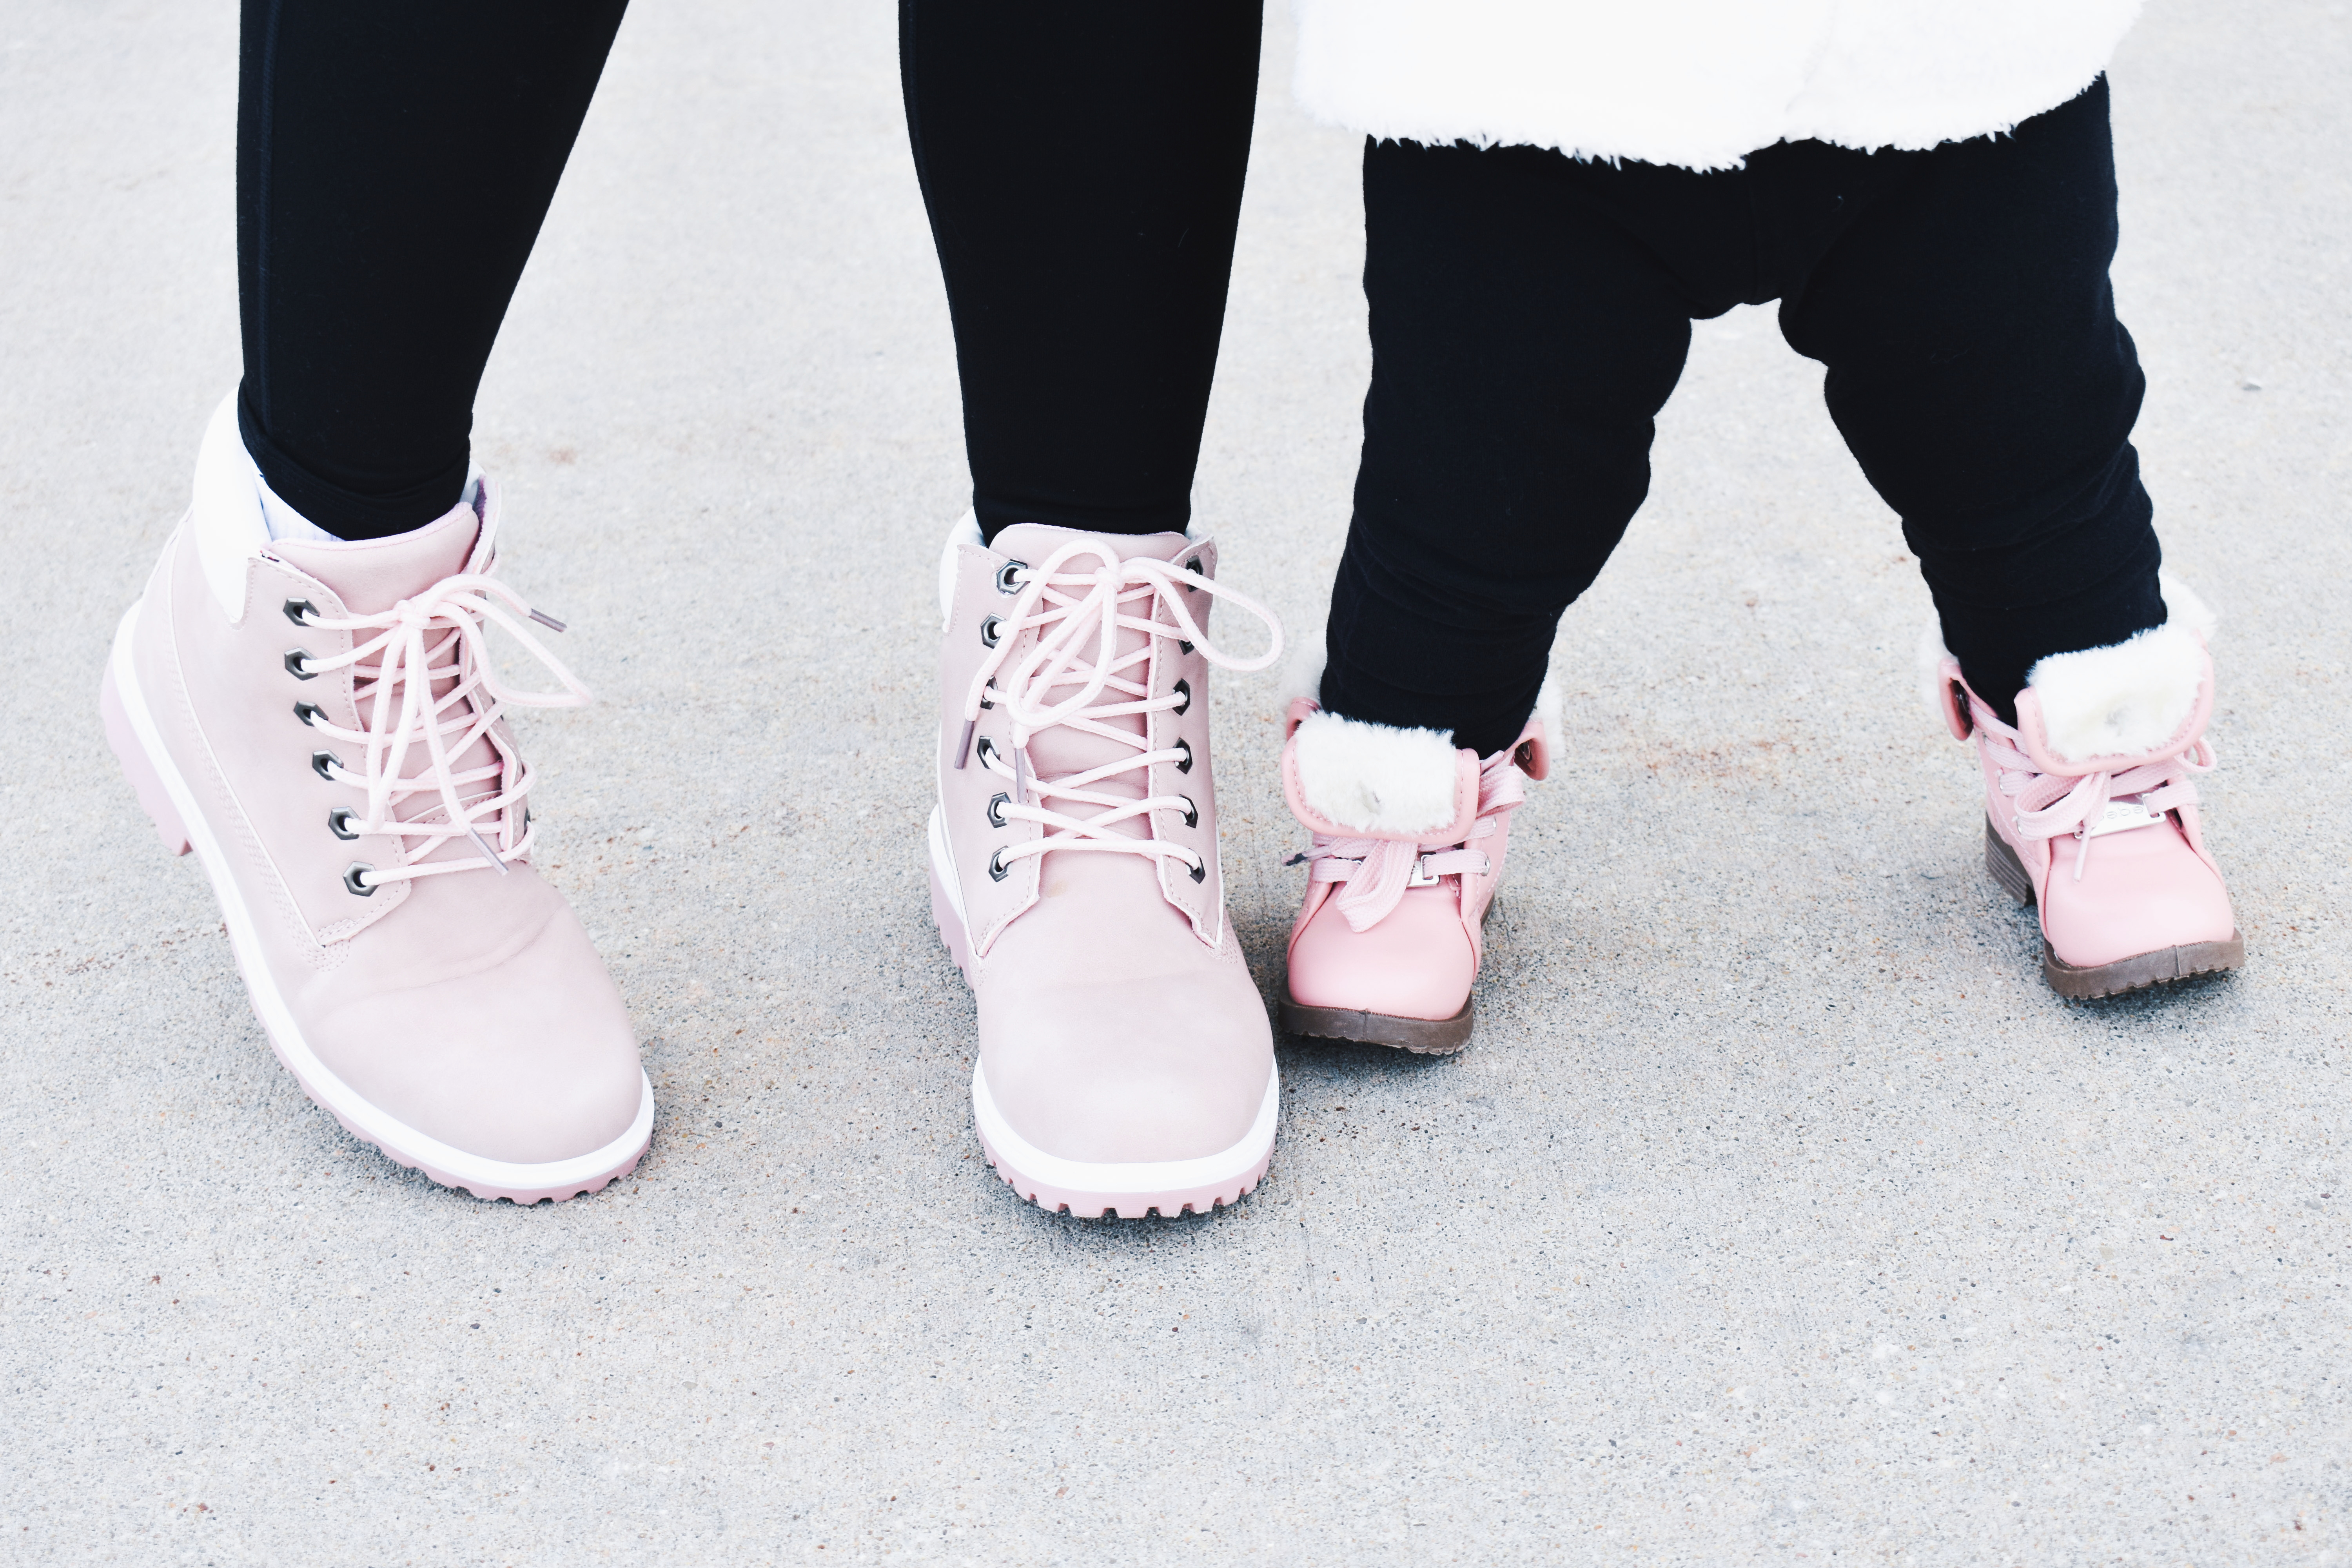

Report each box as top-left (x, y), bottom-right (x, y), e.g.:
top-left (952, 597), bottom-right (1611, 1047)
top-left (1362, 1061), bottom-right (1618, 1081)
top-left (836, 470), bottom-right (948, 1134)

top-left (306, 906), bottom-right (647, 1167)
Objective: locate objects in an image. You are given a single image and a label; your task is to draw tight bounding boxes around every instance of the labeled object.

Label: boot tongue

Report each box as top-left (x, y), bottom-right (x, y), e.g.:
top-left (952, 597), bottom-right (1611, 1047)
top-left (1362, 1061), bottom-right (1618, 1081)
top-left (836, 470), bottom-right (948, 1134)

top-left (265, 495), bottom-right (483, 614)
top-left (993, 525), bottom-right (1191, 828)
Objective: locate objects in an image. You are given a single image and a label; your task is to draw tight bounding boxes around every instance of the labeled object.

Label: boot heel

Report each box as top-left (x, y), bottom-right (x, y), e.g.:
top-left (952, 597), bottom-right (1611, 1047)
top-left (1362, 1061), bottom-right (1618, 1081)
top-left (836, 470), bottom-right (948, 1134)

top-left (100, 664), bottom-right (191, 856)
top-left (1983, 816), bottom-right (2033, 907)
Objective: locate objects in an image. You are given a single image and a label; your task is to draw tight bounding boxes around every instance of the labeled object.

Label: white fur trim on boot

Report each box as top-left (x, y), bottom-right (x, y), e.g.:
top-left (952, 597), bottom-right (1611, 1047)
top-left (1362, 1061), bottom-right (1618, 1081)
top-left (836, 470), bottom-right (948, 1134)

top-left (1283, 625), bottom-right (1563, 833)
top-left (1917, 570), bottom-right (2218, 757)
top-left (1292, 711), bottom-right (1464, 836)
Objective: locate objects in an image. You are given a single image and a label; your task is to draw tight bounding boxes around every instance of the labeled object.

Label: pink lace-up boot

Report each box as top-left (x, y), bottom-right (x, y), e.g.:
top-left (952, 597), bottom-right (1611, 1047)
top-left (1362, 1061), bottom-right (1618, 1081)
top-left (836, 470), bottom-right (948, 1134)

top-left (1928, 577), bottom-right (2243, 998)
top-left (98, 394), bottom-right (653, 1200)
top-left (929, 514), bottom-right (1284, 1218)
top-left (1275, 668), bottom-right (1554, 1053)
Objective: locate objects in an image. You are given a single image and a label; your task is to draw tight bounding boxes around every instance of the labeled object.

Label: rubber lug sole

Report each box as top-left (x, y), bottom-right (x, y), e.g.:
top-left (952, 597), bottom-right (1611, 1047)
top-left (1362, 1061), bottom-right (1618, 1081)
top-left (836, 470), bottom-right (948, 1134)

top-left (1983, 817), bottom-right (2244, 1000)
top-left (1279, 996), bottom-right (1472, 1054)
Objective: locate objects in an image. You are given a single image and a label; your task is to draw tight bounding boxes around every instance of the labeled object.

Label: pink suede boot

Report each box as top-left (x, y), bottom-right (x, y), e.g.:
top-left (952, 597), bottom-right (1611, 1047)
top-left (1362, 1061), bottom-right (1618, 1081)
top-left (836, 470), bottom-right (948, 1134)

top-left (99, 394), bottom-right (653, 1201)
top-left (1275, 675), bottom-right (1553, 1053)
top-left (929, 514), bottom-right (1283, 1218)
top-left (1928, 579), bottom-right (2243, 999)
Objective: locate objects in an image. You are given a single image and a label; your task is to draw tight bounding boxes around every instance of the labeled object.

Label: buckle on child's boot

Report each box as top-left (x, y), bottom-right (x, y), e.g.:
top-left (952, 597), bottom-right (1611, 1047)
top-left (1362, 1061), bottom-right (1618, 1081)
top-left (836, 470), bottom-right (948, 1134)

top-left (1405, 855), bottom-right (1443, 888)
top-left (2077, 797), bottom-right (2166, 840)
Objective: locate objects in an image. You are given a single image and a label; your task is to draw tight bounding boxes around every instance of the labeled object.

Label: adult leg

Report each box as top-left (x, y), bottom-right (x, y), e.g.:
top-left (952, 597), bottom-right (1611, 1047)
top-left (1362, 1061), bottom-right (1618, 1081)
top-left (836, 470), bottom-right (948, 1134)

top-left (238, 0), bottom-right (628, 540)
top-left (1779, 77), bottom-right (2160, 722)
top-left (1321, 140), bottom-right (1706, 757)
top-left (899, 0), bottom-right (1262, 542)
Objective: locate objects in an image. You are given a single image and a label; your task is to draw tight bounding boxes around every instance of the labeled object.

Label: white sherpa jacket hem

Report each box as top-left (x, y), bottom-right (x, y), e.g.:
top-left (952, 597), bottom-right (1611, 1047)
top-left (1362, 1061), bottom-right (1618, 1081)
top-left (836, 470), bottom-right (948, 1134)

top-left (1292, 0), bottom-right (2143, 172)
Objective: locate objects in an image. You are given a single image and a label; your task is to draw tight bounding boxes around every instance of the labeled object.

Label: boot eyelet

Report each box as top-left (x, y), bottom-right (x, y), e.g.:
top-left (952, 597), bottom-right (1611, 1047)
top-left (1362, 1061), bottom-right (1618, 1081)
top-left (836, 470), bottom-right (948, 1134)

top-left (1187, 857), bottom-right (1207, 884)
top-left (980, 678), bottom-right (997, 710)
top-left (1171, 678), bottom-right (1191, 715)
top-left (284, 649), bottom-right (318, 681)
top-left (342, 863), bottom-right (377, 897)
top-left (975, 735), bottom-right (1000, 771)
top-left (294, 701), bottom-right (323, 727)
top-left (995, 560), bottom-right (1027, 595)
top-left (1182, 558), bottom-right (1201, 591)
top-left (327, 807), bottom-right (360, 841)
top-left (311, 750), bottom-right (341, 782)
top-left (1179, 640), bottom-right (1193, 655)
top-left (987, 848), bottom-right (1012, 883)
top-left (1174, 738), bottom-right (1193, 774)
top-left (283, 598), bottom-right (318, 627)
top-left (979, 615), bottom-right (1002, 648)
top-left (1176, 795), bottom-right (1198, 828)
top-left (985, 792), bottom-right (1010, 829)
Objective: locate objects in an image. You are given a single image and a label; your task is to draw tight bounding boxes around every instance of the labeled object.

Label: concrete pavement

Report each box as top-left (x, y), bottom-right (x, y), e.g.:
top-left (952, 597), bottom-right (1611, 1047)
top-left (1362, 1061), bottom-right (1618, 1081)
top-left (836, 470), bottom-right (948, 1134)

top-left (3, 1), bottom-right (2347, 1562)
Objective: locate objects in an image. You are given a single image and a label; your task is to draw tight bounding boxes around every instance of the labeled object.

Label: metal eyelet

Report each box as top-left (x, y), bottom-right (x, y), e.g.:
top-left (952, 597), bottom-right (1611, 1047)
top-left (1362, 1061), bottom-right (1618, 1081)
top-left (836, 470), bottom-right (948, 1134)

top-left (1174, 737), bottom-right (1193, 774)
top-left (327, 807), bottom-right (359, 841)
top-left (283, 649), bottom-right (318, 681)
top-left (1176, 795), bottom-right (1198, 828)
top-left (995, 560), bottom-right (1027, 595)
top-left (311, 750), bottom-right (340, 782)
top-left (985, 792), bottom-right (1010, 829)
top-left (987, 848), bottom-right (1011, 883)
top-left (1181, 558), bottom-right (1201, 592)
top-left (1187, 857), bottom-right (1207, 884)
top-left (975, 735), bottom-right (1000, 771)
top-left (979, 615), bottom-right (1003, 648)
top-left (1178, 640), bottom-right (1194, 656)
top-left (1171, 678), bottom-right (1191, 715)
top-left (979, 678), bottom-right (997, 711)
top-left (283, 598), bottom-right (318, 627)
top-left (342, 863), bottom-right (377, 897)
top-left (293, 701), bottom-right (323, 727)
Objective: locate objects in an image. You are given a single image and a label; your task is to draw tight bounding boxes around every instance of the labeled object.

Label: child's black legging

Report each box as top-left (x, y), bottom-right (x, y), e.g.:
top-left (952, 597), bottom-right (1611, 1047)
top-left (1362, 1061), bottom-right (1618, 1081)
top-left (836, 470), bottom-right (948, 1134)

top-left (1324, 78), bottom-right (2165, 746)
top-left (234, 0), bottom-right (1263, 544)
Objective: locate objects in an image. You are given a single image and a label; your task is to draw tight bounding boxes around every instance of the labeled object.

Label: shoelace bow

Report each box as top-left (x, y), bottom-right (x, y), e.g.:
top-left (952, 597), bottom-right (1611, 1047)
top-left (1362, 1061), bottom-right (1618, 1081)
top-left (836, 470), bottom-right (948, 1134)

top-left (958, 541), bottom-right (1281, 880)
top-left (1972, 701), bottom-right (2213, 882)
top-left (294, 573), bottom-right (588, 890)
top-left (1300, 749), bottom-right (1525, 933)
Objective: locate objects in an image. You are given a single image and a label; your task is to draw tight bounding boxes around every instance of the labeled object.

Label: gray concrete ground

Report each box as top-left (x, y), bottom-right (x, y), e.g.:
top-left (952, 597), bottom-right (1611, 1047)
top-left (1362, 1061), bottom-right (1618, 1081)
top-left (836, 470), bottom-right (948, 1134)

top-left (4, 2), bottom-right (2348, 1563)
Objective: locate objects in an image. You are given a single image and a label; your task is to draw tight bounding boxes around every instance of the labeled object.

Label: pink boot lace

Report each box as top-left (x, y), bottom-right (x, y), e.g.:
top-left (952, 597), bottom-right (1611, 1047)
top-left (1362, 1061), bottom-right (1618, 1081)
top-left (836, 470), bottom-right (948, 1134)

top-left (1300, 748), bottom-right (1524, 932)
top-left (292, 573), bottom-right (588, 891)
top-left (955, 539), bottom-right (1281, 881)
top-left (1970, 699), bottom-right (2214, 882)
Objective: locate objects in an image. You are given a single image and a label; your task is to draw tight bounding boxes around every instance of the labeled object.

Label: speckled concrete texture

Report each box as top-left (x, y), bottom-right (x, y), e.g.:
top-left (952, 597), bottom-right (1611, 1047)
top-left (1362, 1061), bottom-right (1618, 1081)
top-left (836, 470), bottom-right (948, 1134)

top-left (4, 2), bottom-right (2347, 1564)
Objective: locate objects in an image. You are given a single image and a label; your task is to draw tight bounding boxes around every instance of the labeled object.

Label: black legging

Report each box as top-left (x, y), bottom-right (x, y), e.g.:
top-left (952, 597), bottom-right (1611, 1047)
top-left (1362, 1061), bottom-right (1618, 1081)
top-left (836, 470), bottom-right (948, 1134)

top-left (1323, 79), bottom-right (2163, 748)
top-left (901, 2), bottom-right (1263, 543)
top-left (234, 0), bottom-right (1264, 546)
top-left (236, 0), bottom-right (629, 540)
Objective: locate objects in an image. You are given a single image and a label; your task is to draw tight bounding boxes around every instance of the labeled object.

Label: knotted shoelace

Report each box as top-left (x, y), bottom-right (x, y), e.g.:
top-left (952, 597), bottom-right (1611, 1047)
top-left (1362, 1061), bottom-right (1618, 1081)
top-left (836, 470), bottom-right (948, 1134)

top-left (1971, 701), bottom-right (2213, 882)
top-left (293, 573), bottom-right (588, 891)
top-left (957, 540), bottom-right (1281, 881)
top-left (1298, 748), bottom-right (1525, 932)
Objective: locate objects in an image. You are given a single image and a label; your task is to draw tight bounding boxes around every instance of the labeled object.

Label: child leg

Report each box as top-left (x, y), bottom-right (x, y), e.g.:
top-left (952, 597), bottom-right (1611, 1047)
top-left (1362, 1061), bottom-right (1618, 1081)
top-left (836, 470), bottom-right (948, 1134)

top-left (1283, 139), bottom-right (1724, 1048)
top-left (1780, 78), bottom-right (2241, 996)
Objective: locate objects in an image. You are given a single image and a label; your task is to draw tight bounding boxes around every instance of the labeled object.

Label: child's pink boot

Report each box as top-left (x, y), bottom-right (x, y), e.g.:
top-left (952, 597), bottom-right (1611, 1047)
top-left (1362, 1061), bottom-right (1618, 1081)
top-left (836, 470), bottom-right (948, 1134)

top-left (98, 394), bottom-right (653, 1200)
top-left (929, 515), bottom-right (1284, 1218)
top-left (1275, 682), bottom-right (1552, 1053)
top-left (1929, 581), bottom-right (2243, 998)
